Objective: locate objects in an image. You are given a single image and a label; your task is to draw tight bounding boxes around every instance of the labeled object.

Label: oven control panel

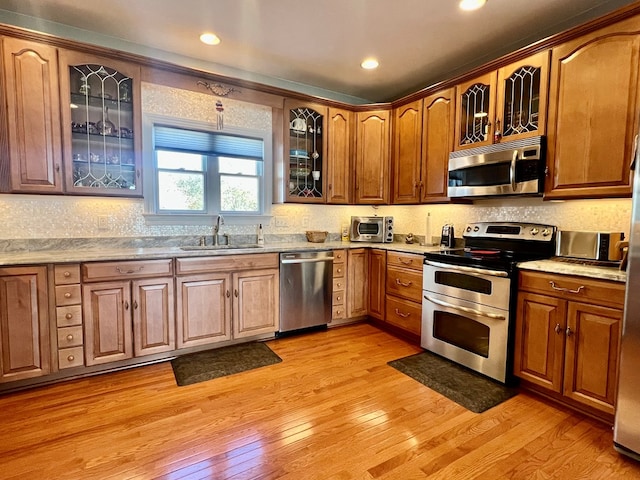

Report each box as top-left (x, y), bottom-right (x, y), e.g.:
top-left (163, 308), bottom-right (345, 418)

top-left (463, 222), bottom-right (556, 242)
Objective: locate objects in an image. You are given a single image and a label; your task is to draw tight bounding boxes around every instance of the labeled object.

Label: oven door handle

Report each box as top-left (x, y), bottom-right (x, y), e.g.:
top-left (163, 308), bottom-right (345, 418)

top-left (424, 260), bottom-right (509, 278)
top-left (423, 294), bottom-right (507, 320)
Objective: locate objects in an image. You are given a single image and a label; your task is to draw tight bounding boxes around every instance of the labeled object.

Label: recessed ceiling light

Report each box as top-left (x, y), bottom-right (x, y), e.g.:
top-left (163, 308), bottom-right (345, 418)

top-left (459, 0), bottom-right (487, 11)
top-left (200, 32), bottom-right (221, 46)
top-left (361, 58), bottom-right (379, 70)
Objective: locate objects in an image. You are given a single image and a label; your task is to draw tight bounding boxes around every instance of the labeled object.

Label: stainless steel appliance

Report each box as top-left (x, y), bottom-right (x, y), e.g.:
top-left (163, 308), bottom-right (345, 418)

top-left (614, 158), bottom-right (640, 460)
top-left (349, 216), bottom-right (394, 243)
top-left (556, 230), bottom-right (624, 262)
top-left (279, 251), bottom-right (333, 334)
top-left (447, 136), bottom-right (545, 198)
top-left (422, 222), bottom-right (556, 383)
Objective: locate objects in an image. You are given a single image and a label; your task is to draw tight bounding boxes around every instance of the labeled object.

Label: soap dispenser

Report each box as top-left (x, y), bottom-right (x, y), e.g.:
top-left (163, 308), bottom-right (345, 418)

top-left (257, 224), bottom-right (265, 245)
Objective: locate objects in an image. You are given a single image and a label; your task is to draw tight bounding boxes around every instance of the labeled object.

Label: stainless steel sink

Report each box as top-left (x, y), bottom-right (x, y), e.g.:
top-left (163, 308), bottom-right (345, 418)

top-left (180, 244), bottom-right (263, 251)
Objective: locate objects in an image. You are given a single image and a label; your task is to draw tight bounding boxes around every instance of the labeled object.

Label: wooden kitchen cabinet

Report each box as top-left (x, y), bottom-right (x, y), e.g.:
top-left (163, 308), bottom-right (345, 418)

top-left (326, 107), bottom-right (353, 204)
top-left (514, 270), bottom-right (625, 417)
top-left (58, 49), bottom-right (143, 196)
top-left (384, 252), bottom-right (423, 338)
top-left (545, 16), bottom-right (640, 199)
top-left (1, 37), bottom-right (63, 193)
top-left (421, 88), bottom-right (456, 203)
top-left (175, 254), bottom-right (279, 346)
top-left (54, 264), bottom-right (85, 370)
top-left (82, 259), bottom-right (174, 365)
top-left (355, 109), bottom-right (391, 204)
top-left (332, 249), bottom-right (347, 322)
top-left (284, 99), bottom-right (328, 202)
top-left (0, 266), bottom-right (50, 382)
top-left (392, 100), bottom-right (423, 204)
top-left (347, 248), bottom-right (369, 318)
top-left (368, 249), bottom-right (386, 321)
top-left (454, 51), bottom-right (549, 151)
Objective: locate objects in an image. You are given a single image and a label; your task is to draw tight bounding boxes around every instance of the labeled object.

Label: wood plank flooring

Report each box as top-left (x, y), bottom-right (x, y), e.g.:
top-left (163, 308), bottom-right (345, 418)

top-left (1, 323), bottom-right (639, 479)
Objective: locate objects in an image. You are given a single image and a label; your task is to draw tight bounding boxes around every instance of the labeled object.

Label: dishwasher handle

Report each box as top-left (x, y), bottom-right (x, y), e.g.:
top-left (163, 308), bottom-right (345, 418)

top-left (281, 256), bottom-right (334, 264)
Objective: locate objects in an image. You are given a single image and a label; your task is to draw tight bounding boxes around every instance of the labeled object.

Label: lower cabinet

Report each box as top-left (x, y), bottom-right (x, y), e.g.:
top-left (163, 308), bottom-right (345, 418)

top-left (0, 266), bottom-right (50, 382)
top-left (175, 254), bottom-right (279, 348)
top-left (514, 270), bottom-right (624, 417)
top-left (347, 248), bottom-right (369, 318)
top-left (384, 252), bottom-right (423, 337)
top-left (82, 260), bottom-right (175, 366)
top-left (368, 249), bottom-right (386, 320)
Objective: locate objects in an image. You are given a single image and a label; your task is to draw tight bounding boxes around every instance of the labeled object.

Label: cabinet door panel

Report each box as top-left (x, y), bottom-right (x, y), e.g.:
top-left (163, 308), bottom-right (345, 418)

top-left (368, 249), bottom-right (386, 321)
top-left (176, 273), bottom-right (231, 348)
top-left (563, 302), bottom-right (622, 414)
top-left (355, 110), bottom-right (390, 204)
top-left (0, 266), bottom-right (50, 382)
top-left (347, 249), bottom-right (368, 318)
top-left (2, 37), bottom-right (62, 193)
top-left (546, 20), bottom-right (640, 198)
top-left (514, 292), bottom-right (566, 392)
top-left (233, 269), bottom-right (279, 338)
top-left (83, 281), bottom-right (132, 366)
top-left (454, 72), bottom-right (497, 150)
top-left (421, 89), bottom-right (455, 202)
top-left (133, 278), bottom-right (175, 356)
top-left (392, 100), bottom-right (423, 204)
top-left (327, 107), bottom-right (352, 204)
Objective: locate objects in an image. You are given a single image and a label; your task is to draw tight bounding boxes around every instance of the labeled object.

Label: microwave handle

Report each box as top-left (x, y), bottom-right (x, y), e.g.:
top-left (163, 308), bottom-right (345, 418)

top-left (510, 150), bottom-right (518, 192)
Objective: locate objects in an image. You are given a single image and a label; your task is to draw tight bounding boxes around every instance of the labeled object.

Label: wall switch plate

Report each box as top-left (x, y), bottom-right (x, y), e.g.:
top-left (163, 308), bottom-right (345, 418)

top-left (275, 216), bottom-right (288, 227)
top-left (301, 216), bottom-right (310, 228)
top-left (97, 215), bottom-right (110, 230)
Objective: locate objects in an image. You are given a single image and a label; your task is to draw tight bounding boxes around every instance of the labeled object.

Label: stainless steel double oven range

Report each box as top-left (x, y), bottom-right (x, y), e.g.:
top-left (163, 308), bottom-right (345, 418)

top-left (422, 222), bottom-right (556, 384)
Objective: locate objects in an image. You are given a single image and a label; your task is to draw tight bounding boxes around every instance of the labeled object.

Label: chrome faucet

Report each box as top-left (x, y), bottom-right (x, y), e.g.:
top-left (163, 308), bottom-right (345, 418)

top-left (213, 214), bottom-right (224, 246)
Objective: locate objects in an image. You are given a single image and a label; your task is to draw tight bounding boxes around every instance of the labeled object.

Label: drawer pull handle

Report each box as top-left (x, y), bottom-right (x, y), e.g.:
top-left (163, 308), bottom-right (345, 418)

top-left (65, 313), bottom-right (73, 320)
top-left (336, 296), bottom-right (342, 301)
top-left (63, 271), bottom-right (71, 277)
top-left (395, 278), bottom-right (412, 287)
top-left (554, 324), bottom-right (562, 335)
top-left (549, 281), bottom-right (584, 294)
top-left (67, 355), bottom-right (75, 362)
top-left (116, 266), bottom-right (144, 274)
top-left (394, 308), bottom-right (411, 318)
top-left (399, 258), bottom-right (413, 265)
top-left (66, 334), bottom-right (74, 341)
top-left (64, 292), bottom-right (72, 299)
top-left (336, 283), bottom-right (342, 288)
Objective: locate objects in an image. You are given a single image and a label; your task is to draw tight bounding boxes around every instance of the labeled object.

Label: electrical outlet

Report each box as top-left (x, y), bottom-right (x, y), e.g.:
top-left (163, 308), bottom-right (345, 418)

top-left (97, 215), bottom-right (110, 230)
top-left (301, 216), bottom-right (310, 228)
top-left (275, 216), bottom-right (288, 227)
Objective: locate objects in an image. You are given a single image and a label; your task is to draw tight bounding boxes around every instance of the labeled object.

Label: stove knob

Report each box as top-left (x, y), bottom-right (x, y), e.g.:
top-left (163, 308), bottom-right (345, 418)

top-left (466, 226), bottom-right (471, 232)
top-left (542, 228), bottom-right (551, 237)
top-left (473, 226), bottom-right (480, 232)
top-left (531, 228), bottom-right (539, 235)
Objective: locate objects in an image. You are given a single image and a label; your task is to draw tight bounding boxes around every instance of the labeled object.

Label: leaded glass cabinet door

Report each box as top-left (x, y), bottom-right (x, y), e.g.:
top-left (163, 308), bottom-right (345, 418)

top-left (454, 71), bottom-right (496, 150)
top-left (496, 51), bottom-right (550, 142)
top-left (59, 51), bottom-right (142, 196)
top-left (284, 100), bottom-right (328, 203)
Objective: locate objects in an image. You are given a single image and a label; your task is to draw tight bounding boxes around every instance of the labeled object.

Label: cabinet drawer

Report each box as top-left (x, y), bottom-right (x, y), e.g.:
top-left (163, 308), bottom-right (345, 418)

top-left (333, 249), bottom-right (347, 264)
top-left (387, 252), bottom-right (423, 272)
top-left (385, 295), bottom-right (421, 335)
top-left (83, 259), bottom-right (173, 282)
top-left (55, 284), bottom-right (82, 306)
top-left (54, 264), bottom-right (81, 285)
top-left (333, 277), bottom-right (346, 291)
top-left (58, 346), bottom-right (84, 369)
top-left (176, 253), bottom-right (278, 274)
top-left (332, 305), bottom-right (346, 319)
top-left (57, 326), bottom-right (83, 348)
top-left (386, 265), bottom-right (423, 302)
top-left (519, 271), bottom-right (625, 308)
top-left (333, 290), bottom-right (345, 306)
top-left (333, 263), bottom-right (346, 278)
top-left (56, 305), bottom-right (82, 327)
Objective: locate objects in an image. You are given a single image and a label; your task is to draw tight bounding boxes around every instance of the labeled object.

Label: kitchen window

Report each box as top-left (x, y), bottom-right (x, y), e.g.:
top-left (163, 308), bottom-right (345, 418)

top-left (142, 114), bottom-right (272, 225)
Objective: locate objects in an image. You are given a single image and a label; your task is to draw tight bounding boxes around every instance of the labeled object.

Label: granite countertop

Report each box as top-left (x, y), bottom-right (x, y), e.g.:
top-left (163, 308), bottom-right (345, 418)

top-left (518, 258), bottom-right (626, 283)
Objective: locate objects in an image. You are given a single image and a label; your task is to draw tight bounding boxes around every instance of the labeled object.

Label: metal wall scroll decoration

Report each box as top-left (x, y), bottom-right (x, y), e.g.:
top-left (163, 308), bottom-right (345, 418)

top-left (197, 80), bottom-right (239, 130)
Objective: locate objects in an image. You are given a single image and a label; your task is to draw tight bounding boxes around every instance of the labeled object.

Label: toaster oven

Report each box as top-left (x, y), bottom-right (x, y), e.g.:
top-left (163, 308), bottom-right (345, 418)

top-left (350, 216), bottom-right (394, 243)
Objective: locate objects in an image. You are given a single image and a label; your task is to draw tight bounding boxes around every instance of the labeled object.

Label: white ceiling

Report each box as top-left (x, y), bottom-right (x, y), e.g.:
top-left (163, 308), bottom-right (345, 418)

top-left (0, 0), bottom-right (636, 103)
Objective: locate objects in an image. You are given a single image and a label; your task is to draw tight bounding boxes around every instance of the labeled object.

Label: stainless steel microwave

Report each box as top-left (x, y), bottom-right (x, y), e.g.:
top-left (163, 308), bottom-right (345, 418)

top-left (447, 136), bottom-right (545, 198)
top-left (350, 216), bottom-right (394, 243)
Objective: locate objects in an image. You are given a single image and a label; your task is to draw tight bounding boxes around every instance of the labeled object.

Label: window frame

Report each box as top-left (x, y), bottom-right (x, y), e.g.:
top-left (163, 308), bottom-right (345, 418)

top-left (142, 113), bottom-right (273, 225)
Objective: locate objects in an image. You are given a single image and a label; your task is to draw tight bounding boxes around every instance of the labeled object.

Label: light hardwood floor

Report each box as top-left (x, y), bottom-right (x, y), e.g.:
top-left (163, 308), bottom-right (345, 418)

top-left (1, 323), bottom-right (639, 479)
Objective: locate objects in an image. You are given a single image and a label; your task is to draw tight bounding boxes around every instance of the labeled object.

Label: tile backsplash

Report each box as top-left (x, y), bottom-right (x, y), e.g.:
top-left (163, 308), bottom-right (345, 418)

top-left (0, 194), bottom-right (631, 242)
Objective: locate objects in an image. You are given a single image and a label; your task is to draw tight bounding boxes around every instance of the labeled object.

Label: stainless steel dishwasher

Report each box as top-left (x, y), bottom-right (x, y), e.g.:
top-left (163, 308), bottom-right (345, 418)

top-left (279, 251), bottom-right (333, 334)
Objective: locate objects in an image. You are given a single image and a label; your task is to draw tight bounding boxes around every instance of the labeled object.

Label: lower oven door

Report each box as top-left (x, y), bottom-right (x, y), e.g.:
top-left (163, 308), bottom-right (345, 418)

top-left (421, 290), bottom-right (509, 383)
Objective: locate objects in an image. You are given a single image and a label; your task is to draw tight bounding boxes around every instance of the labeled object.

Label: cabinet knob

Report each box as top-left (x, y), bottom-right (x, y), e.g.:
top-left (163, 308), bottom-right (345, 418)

top-left (64, 292), bottom-right (72, 299)
top-left (124, 301), bottom-right (129, 310)
top-left (566, 327), bottom-right (573, 337)
top-left (65, 313), bottom-right (73, 320)
top-left (336, 296), bottom-right (342, 301)
top-left (337, 268), bottom-right (342, 274)
top-left (554, 324), bottom-right (562, 335)
top-left (67, 355), bottom-right (75, 362)
top-left (337, 283), bottom-right (342, 288)
top-left (226, 290), bottom-right (230, 298)
top-left (66, 334), bottom-right (74, 341)
top-left (55, 164), bottom-right (61, 173)
top-left (63, 271), bottom-right (71, 277)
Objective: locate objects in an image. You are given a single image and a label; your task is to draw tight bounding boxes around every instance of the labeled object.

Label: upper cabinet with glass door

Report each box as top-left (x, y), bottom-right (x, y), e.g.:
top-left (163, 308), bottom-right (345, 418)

top-left (454, 51), bottom-right (550, 151)
top-left (59, 51), bottom-right (142, 196)
top-left (284, 100), bottom-right (328, 203)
